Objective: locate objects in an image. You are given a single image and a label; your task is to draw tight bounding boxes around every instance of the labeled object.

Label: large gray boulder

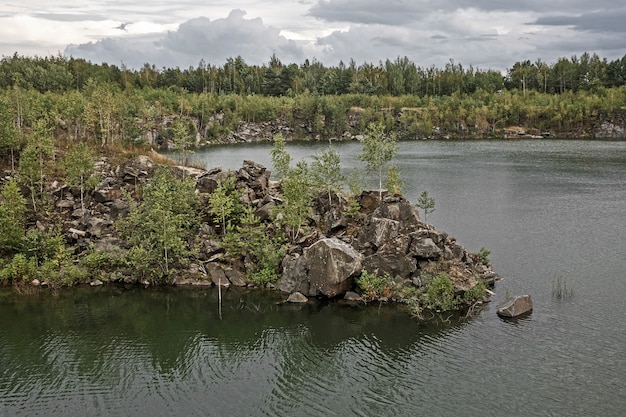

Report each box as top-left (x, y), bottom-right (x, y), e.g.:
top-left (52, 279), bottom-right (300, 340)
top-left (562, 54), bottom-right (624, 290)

top-left (497, 295), bottom-right (533, 318)
top-left (304, 238), bottom-right (363, 298)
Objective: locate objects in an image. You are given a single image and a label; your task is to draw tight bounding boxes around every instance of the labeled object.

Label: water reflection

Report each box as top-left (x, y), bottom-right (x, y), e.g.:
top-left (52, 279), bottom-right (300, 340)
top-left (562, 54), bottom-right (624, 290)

top-left (0, 286), bottom-right (471, 416)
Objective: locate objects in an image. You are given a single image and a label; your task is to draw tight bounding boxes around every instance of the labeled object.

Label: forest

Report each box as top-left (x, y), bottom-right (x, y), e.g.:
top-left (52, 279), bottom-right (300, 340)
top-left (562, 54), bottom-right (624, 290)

top-left (0, 52), bottom-right (625, 157)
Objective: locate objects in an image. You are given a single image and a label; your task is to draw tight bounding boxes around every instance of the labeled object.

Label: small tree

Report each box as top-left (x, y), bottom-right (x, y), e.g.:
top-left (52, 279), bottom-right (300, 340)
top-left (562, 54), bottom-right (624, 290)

top-left (279, 160), bottom-right (313, 242)
top-left (0, 179), bottom-right (27, 254)
top-left (171, 119), bottom-right (195, 177)
top-left (311, 143), bottom-right (345, 204)
top-left (416, 190), bottom-right (436, 222)
top-left (358, 122), bottom-right (398, 198)
top-left (208, 175), bottom-right (242, 235)
top-left (62, 143), bottom-right (98, 211)
top-left (17, 120), bottom-right (55, 211)
top-left (270, 133), bottom-right (291, 180)
top-left (384, 165), bottom-right (404, 195)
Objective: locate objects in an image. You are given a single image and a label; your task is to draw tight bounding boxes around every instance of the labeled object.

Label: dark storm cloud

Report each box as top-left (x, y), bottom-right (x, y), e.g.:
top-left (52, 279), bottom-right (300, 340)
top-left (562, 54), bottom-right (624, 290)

top-left (65, 10), bottom-right (304, 68)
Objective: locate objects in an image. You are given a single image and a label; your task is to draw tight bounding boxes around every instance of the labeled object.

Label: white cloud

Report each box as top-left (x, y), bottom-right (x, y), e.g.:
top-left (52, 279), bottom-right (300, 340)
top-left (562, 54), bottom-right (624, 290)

top-left (65, 10), bottom-right (305, 68)
top-left (1, 1), bottom-right (624, 72)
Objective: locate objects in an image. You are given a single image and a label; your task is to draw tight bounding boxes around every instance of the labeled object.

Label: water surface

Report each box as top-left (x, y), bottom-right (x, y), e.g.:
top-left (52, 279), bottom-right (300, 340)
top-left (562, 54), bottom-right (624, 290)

top-left (2, 139), bottom-right (625, 416)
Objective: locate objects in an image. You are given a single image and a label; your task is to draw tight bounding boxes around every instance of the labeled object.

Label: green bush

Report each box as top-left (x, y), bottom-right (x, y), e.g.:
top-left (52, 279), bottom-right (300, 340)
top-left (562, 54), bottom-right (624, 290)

top-left (356, 270), bottom-right (393, 301)
top-left (424, 272), bottom-right (457, 311)
top-left (1, 253), bottom-right (37, 282)
top-left (463, 282), bottom-right (487, 304)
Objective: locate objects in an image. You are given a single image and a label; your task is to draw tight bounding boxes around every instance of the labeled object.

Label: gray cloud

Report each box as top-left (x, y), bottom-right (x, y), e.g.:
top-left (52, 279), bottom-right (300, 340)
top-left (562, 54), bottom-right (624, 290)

top-left (309, 0), bottom-right (424, 25)
top-left (533, 8), bottom-right (626, 33)
top-left (65, 10), bottom-right (305, 68)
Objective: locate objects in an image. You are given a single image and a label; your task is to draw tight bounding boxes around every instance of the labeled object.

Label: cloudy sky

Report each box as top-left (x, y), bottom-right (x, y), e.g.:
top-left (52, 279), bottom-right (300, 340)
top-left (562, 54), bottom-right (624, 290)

top-left (1, 1), bottom-right (625, 71)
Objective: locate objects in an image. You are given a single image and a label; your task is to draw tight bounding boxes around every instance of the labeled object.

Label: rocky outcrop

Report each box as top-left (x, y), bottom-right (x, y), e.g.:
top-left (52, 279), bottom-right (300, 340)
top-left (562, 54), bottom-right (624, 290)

top-left (41, 153), bottom-right (498, 317)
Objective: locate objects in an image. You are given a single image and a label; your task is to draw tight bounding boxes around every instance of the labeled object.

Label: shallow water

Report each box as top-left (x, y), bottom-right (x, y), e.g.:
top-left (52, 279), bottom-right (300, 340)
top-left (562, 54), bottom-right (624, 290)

top-left (2, 139), bottom-right (625, 416)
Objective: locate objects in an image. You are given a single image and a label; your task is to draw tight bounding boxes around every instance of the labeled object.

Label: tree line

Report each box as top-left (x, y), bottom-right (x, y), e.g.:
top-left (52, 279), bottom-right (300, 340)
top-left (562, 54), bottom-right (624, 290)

top-left (1, 52), bottom-right (625, 96)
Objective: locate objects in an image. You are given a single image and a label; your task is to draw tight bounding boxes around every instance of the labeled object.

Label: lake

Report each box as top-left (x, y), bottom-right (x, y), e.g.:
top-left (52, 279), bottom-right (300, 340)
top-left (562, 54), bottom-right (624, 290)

top-left (1, 139), bottom-right (625, 416)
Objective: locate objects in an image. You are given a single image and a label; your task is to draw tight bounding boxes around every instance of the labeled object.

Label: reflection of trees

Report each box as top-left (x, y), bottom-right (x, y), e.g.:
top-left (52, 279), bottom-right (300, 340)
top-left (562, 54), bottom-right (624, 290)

top-left (0, 286), bottom-right (471, 415)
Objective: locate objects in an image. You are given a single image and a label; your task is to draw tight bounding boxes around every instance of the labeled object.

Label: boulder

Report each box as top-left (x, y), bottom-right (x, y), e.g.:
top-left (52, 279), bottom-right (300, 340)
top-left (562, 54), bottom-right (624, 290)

top-left (196, 168), bottom-right (228, 194)
top-left (344, 291), bottom-right (364, 302)
top-left (359, 217), bottom-right (400, 248)
top-left (497, 295), bottom-right (533, 318)
top-left (410, 236), bottom-right (442, 259)
top-left (279, 254), bottom-right (309, 294)
top-left (362, 253), bottom-right (417, 280)
top-left (224, 268), bottom-right (247, 287)
top-left (118, 155), bottom-right (154, 182)
top-left (304, 238), bottom-right (363, 298)
top-left (357, 190), bottom-right (386, 214)
top-left (375, 195), bottom-right (422, 226)
top-left (286, 292), bottom-right (308, 303)
top-left (205, 263), bottom-right (231, 287)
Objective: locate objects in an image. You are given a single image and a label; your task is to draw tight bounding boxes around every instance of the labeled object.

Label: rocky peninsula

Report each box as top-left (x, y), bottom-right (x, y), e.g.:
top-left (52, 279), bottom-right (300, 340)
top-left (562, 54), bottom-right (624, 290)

top-left (2, 151), bottom-right (498, 317)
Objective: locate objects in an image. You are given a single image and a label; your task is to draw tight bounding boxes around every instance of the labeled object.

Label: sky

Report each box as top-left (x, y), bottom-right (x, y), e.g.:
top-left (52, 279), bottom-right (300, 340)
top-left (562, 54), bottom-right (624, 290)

top-left (1, 1), bottom-right (625, 72)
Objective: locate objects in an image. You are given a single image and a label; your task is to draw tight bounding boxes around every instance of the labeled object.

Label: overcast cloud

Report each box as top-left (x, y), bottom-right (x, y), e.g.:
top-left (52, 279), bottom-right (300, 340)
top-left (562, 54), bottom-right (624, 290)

top-left (0, 1), bottom-right (624, 71)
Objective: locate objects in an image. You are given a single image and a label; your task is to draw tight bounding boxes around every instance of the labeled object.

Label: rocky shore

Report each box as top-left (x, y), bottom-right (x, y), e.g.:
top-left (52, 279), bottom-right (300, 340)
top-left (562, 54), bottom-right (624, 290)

top-left (33, 153), bottom-right (498, 312)
top-left (151, 109), bottom-right (626, 149)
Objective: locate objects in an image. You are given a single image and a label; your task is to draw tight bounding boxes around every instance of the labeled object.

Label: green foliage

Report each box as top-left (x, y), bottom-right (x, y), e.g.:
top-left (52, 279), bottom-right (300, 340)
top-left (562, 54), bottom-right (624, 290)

top-left (62, 142), bottom-right (98, 210)
top-left (18, 120), bottom-right (55, 211)
top-left (345, 167), bottom-right (365, 196)
top-left (415, 190), bottom-right (436, 222)
top-left (358, 122), bottom-right (398, 194)
top-left (384, 164), bottom-right (404, 195)
top-left (118, 168), bottom-right (198, 280)
top-left (0, 253), bottom-right (37, 282)
top-left (463, 282), bottom-right (487, 304)
top-left (171, 119), bottom-right (195, 173)
top-left (424, 272), bottom-right (457, 311)
top-left (278, 160), bottom-right (313, 242)
top-left (473, 247), bottom-right (491, 265)
top-left (344, 197), bottom-right (362, 218)
top-left (356, 270), bottom-right (394, 301)
top-left (0, 179), bottom-right (27, 254)
top-left (208, 174), bottom-right (243, 235)
top-left (222, 205), bottom-right (286, 286)
top-left (311, 143), bottom-right (345, 203)
top-left (270, 133), bottom-right (291, 180)
top-left (22, 227), bottom-right (67, 264)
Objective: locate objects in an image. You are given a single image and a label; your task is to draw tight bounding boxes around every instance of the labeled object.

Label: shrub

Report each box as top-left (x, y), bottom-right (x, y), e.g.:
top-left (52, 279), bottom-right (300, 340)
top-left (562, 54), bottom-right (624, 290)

top-left (473, 247), bottom-right (491, 265)
top-left (463, 282), bottom-right (487, 304)
top-left (1, 253), bottom-right (37, 282)
top-left (356, 270), bottom-right (394, 301)
top-left (424, 272), bottom-right (457, 311)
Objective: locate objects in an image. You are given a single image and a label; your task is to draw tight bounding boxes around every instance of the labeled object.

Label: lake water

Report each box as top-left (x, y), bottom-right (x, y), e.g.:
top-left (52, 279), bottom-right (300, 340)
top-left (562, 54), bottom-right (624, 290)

top-left (2, 140), bottom-right (625, 416)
